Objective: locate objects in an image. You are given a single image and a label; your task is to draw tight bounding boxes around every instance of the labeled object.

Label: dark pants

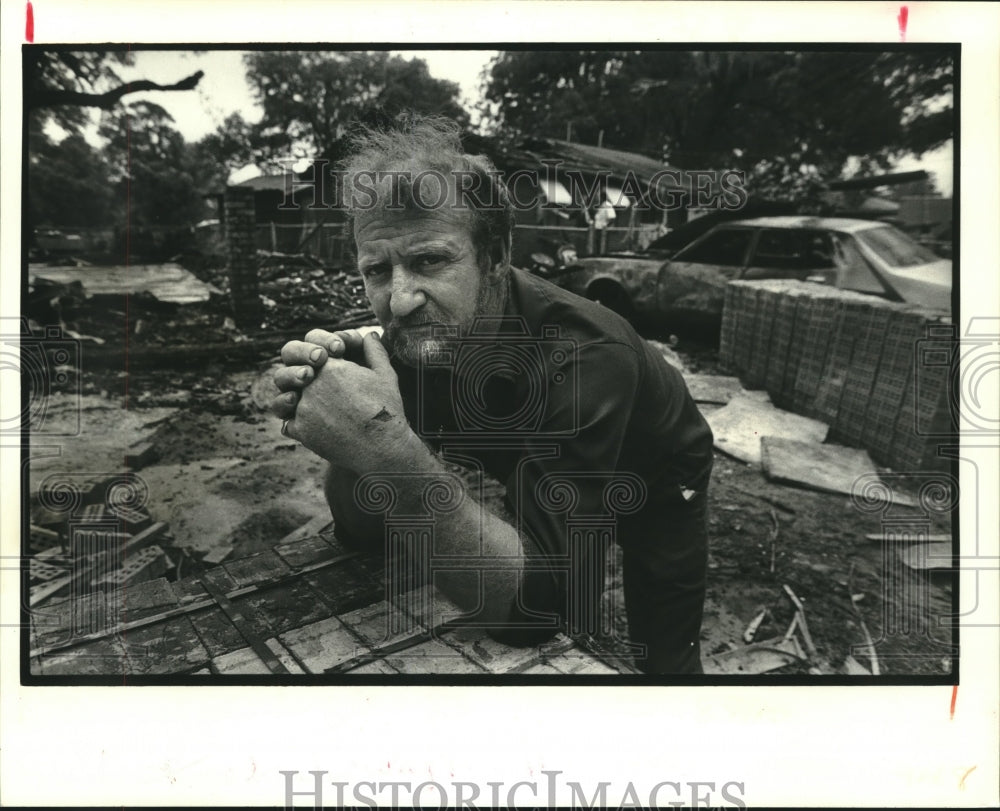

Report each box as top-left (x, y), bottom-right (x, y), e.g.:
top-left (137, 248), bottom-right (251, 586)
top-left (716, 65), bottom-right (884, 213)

top-left (621, 490), bottom-right (709, 674)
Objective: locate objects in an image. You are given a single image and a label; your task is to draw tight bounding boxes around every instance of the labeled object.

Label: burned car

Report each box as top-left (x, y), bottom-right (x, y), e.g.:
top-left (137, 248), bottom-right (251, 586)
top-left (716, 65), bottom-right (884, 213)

top-left (547, 216), bottom-right (953, 328)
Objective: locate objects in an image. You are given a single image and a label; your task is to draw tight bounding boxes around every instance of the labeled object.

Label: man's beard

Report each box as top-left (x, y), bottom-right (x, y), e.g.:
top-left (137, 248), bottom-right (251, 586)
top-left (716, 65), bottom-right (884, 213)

top-left (381, 274), bottom-right (508, 367)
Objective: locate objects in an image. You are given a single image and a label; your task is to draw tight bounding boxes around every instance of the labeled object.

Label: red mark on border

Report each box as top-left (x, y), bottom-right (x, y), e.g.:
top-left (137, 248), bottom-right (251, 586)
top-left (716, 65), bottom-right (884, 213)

top-left (898, 6), bottom-right (909, 42)
top-left (949, 684), bottom-right (958, 719)
top-left (26, 1), bottom-right (34, 42)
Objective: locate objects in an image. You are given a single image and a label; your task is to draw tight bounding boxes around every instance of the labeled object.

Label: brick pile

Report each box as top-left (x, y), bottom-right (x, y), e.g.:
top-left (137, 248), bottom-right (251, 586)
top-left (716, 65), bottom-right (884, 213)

top-left (719, 280), bottom-right (953, 471)
top-left (224, 186), bottom-right (264, 330)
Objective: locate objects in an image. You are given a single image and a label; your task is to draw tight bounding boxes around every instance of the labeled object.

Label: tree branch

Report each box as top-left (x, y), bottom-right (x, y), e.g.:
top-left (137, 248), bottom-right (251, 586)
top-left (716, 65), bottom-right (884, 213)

top-left (30, 70), bottom-right (205, 110)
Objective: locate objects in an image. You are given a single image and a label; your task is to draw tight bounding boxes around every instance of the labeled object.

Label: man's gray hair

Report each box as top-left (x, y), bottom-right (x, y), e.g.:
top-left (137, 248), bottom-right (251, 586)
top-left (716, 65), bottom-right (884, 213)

top-left (339, 114), bottom-right (514, 271)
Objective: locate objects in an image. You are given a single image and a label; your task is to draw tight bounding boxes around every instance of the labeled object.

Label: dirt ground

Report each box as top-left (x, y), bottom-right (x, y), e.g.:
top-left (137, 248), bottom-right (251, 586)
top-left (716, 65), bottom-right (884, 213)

top-left (29, 353), bottom-right (952, 677)
top-left (26, 262), bottom-right (955, 677)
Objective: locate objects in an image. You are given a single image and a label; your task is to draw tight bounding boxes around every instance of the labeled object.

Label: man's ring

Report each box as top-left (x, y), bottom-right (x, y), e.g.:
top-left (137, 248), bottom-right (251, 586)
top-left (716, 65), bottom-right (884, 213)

top-left (281, 420), bottom-right (290, 437)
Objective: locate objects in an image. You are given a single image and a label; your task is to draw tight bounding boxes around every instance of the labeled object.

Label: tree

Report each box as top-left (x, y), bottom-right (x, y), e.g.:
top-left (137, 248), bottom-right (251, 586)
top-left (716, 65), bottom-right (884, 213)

top-left (27, 119), bottom-right (115, 228)
top-left (98, 101), bottom-right (204, 229)
top-left (25, 48), bottom-right (210, 245)
top-left (242, 51), bottom-right (469, 163)
top-left (481, 49), bottom-right (954, 202)
top-left (25, 49), bottom-right (205, 134)
top-left (187, 112), bottom-right (266, 189)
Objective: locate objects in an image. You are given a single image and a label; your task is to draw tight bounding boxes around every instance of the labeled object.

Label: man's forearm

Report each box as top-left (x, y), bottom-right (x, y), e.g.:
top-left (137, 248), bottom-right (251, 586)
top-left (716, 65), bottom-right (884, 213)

top-left (325, 449), bottom-right (525, 623)
top-left (325, 465), bottom-right (386, 549)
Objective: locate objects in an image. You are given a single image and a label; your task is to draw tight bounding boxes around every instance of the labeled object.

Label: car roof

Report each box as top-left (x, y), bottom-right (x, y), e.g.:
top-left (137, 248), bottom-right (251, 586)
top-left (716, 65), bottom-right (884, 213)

top-left (720, 216), bottom-right (886, 233)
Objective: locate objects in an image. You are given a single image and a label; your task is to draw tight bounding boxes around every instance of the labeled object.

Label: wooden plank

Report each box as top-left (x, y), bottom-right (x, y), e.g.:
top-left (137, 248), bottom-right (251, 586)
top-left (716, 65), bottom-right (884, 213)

top-left (275, 514), bottom-right (334, 547)
top-left (865, 532), bottom-right (951, 543)
top-left (393, 584), bottom-right (467, 628)
top-left (31, 545), bottom-right (366, 659)
top-left (170, 568), bottom-right (237, 605)
top-left (202, 545), bottom-right (233, 565)
top-left (278, 616), bottom-right (370, 673)
top-left (703, 636), bottom-right (806, 675)
top-left (438, 625), bottom-right (544, 674)
top-left (188, 606), bottom-right (253, 658)
top-left (305, 560), bottom-right (382, 615)
top-left (29, 575), bottom-right (73, 606)
top-left (546, 652), bottom-right (618, 675)
top-left (682, 374), bottom-right (744, 405)
top-left (239, 579), bottom-right (335, 637)
top-left (338, 600), bottom-right (426, 648)
top-left (897, 541), bottom-right (953, 571)
top-left (31, 595), bottom-right (84, 650)
top-left (274, 534), bottom-right (343, 571)
top-left (840, 655), bottom-right (872, 676)
top-left (761, 437), bottom-right (884, 498)
top-left (35, 637), bottom-right (129, 676)
top-left (706, 392), bottom-right (829, 467)
top-left (201, 574), bottom-right (290, 674)
top-left (348, 658), bottom-right (399, 674)
top-left (114, 577), bottom-right (179, 622)
top-left (124, 615), bottom-right (212, 675)
top-left (520, 662), bottom-right (563, 675)
top-left (222, 549), bottom-right (291, 588)
top-left (383, 638), bottom-right (485, 674)
top-left (212, 638), bottom-right (306, 675)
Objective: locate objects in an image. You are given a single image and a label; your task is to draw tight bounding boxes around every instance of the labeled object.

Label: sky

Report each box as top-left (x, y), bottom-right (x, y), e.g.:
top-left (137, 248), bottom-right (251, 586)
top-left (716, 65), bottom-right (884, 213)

top-left (70, 48), bottom-right (953, 195)
top-left (111, 49), bottom-right (496, 140)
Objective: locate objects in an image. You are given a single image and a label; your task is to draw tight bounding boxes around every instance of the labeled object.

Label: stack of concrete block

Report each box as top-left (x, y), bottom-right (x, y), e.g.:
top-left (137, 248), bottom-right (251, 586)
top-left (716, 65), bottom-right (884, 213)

top-left (719, 280), bottom-right (952, 471)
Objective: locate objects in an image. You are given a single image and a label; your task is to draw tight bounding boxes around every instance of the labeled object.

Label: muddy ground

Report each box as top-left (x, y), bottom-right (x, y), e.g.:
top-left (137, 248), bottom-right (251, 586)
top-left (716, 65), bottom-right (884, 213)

top-left (26, 264), bottom-right (955, 677)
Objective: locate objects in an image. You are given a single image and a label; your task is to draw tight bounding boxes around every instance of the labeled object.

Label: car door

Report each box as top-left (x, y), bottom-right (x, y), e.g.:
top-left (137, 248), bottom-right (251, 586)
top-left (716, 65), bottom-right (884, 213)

top-left (742, 228), bottom-right (838, 282)
top-left (671, 225), bottom-right (757, 274)
top-left (658, 225), bottom-right (757, 316)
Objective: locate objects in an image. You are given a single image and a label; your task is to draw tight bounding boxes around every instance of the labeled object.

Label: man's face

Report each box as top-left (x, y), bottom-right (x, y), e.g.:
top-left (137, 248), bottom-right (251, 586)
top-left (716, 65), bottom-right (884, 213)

top-left (354, 204), bottom-right (500, 366)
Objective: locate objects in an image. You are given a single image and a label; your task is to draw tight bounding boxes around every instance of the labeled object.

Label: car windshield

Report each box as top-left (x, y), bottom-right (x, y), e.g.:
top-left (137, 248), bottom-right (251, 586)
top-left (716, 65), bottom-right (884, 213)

top-left (855, 225), bottom-right (940, 268)
top-left (673, 227), bottom-right (754, 266)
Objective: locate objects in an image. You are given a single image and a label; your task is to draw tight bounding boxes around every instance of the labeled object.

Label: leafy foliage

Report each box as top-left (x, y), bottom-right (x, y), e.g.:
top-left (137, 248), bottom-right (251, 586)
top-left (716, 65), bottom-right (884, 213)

top-left (98, 101), bottom-right (205, 227)
top-left (241, 51), bottom-right (469, 163)
top-left (481, 49), bottom-right (954, 201)
top-left (27, 119), bottom-right (115, 228)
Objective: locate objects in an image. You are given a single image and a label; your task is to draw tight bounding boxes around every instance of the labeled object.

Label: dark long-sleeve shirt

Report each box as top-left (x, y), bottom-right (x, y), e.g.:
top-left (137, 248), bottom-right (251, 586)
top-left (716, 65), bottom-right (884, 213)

top-left (391, 267), bottom-right (714, 634)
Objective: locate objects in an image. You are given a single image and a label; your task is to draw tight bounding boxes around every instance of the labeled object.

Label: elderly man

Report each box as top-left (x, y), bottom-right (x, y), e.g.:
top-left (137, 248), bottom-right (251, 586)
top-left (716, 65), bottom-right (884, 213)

top-left (271, 116), bottom-right (713, 674)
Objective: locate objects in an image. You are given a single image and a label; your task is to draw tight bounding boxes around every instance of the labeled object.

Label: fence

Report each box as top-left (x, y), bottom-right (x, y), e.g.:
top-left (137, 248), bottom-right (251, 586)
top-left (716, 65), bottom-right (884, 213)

top-left (254, 220), bottom-right (664, 271)
top-left (255, 222), bottom-right (353, 266)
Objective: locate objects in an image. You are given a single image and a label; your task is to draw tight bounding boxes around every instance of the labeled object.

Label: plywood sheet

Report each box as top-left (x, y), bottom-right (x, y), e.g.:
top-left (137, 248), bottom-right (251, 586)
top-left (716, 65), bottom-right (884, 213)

top-left (683, 374), bottom-right (744, 405)
top-left (897, 541), bottom-right (953, 571)
top-left (761, 437), bottom-right (877, 496)
top-left (707, 392), bottom-right (829, 467)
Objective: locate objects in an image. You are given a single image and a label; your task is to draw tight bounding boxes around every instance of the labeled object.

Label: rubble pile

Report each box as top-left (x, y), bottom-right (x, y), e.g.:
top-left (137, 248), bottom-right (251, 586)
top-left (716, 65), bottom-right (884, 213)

top-left (24, 250), bottom-right (376, 350)
top-left (253, 251), bottom-right (374, 330)
top-left (29, 473), bottom-right (181, 610)
top-left (26, 463), bottom-right (248, 621)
